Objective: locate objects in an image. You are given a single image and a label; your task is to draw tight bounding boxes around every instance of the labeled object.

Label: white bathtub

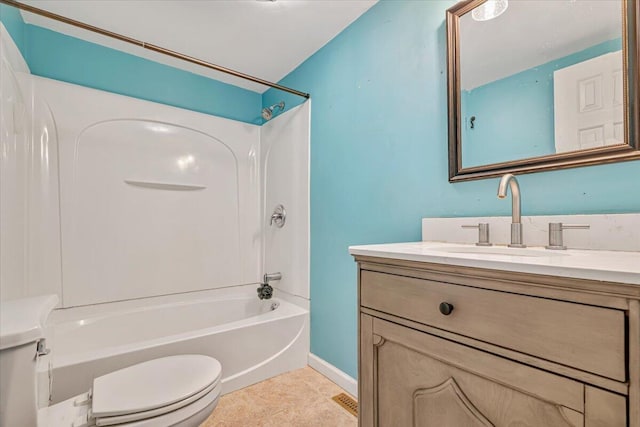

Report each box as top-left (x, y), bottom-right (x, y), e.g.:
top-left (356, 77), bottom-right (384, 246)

top-left (39, 289), bottom-right (309, 405)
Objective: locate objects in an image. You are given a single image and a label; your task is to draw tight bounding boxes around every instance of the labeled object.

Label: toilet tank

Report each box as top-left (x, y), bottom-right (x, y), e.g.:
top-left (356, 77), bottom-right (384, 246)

top-left (0, 295), bottom-right (58, 426)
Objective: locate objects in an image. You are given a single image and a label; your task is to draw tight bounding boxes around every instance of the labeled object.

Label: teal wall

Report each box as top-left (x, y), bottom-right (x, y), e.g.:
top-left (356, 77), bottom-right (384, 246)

top-left (263, 0), bottom-right (640, 379)
top-left (25, 26), bottom-right (262, 124)
top-left (0, 7), bottom-right (261, 124)
top-left (462, 39), bottom-right (622, 167)
top-left (0, 4), bottom-right (26, 53)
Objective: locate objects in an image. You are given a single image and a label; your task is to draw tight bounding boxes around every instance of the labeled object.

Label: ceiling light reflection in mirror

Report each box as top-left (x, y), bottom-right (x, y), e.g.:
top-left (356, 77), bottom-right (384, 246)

top-left (472, 0), bottom-right (508, 21)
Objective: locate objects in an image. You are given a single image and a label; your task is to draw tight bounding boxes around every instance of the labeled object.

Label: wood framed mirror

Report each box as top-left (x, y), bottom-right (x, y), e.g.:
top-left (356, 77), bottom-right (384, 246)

top-left (447, 0), bottom-right (639, 182)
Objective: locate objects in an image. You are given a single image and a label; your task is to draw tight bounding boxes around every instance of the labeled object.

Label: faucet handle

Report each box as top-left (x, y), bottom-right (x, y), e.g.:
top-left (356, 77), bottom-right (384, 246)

top-left (461, 223), bottom-right (492, 246)
top-left (546, 223), bottom-right (590, 250)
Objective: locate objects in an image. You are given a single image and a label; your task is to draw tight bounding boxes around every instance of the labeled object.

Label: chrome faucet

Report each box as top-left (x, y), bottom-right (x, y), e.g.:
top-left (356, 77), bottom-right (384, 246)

top-left (497, 174), bottom-right (526, 248)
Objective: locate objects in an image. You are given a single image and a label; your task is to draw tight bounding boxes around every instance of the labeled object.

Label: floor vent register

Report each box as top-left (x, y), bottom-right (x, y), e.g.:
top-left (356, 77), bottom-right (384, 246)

top-left (332, 393), bottom-right (358, 417)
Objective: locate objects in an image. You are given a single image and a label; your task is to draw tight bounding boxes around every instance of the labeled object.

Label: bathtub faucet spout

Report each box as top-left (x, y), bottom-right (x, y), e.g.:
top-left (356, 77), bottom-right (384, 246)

top-left (257, 272), bottom-right (281, 300)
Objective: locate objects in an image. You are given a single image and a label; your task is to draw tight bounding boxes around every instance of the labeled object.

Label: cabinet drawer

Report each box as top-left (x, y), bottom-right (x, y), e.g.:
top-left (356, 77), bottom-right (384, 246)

top-left (360, 270), bottom-right (626, 381)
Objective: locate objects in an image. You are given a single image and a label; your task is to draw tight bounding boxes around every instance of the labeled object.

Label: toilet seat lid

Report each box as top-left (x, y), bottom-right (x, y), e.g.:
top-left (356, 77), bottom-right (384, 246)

top-left (92, 355), bottom-right (221, 418)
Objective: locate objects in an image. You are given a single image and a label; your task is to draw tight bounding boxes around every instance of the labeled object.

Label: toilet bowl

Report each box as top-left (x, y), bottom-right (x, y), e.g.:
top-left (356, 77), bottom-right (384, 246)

top-left (41, 355), bottom-right (222, 427)
top-left (0, 295), bottom-right (222, 427)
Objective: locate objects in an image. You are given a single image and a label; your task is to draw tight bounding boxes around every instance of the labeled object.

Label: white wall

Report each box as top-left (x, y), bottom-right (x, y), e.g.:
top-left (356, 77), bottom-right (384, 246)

top-left (261, 102), bottom-right (311, 306)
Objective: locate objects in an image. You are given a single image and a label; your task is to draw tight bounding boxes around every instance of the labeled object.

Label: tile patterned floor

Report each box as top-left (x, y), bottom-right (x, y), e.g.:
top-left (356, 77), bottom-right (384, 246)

top-left (201, 366), bottom-right (357, 427)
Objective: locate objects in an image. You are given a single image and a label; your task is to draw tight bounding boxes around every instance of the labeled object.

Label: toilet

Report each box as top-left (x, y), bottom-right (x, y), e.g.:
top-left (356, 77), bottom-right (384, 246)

top-left (0, 295), bottom-right (222, 427)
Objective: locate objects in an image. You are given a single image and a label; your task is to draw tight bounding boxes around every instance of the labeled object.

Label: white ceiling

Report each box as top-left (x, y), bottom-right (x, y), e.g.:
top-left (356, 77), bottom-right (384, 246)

top-left (20, 0), bottom-right (377, 93)
top-left (460, 0), bottom-right (622, 90)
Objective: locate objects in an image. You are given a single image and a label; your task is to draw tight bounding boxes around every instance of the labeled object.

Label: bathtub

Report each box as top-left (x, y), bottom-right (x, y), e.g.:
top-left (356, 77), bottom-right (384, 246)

top-left (38, 288), bottom-right (309, 405)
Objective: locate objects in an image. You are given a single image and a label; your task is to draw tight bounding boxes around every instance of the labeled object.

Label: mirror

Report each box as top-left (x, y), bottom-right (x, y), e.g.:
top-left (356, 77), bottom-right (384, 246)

top-left (447, 0), bottom-right (639, 181)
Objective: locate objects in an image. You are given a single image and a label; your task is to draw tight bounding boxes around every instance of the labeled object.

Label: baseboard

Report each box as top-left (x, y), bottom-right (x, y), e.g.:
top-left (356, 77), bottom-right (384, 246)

top-left (308, 353), bottom-right (358, 398)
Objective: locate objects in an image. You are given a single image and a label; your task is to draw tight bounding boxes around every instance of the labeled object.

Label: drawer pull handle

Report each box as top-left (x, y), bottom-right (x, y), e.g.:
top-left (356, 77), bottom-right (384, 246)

top-left (439, 302), bottom-right (454, 316)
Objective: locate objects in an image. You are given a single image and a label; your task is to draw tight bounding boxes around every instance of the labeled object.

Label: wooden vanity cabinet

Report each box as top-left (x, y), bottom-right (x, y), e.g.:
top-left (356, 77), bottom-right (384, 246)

top-left (355, 255), bottom-right (640, 427)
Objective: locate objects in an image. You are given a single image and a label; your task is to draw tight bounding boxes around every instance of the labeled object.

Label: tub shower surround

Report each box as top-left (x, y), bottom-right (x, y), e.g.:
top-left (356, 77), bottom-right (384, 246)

top-left (1, 27), bottom-right (311, 402)
top-left (3, 71), bottom-right (311, 304)
top-left (20, 74), bottom-right (263, 306)
top-left (7, 72), bottom-right (310, 306)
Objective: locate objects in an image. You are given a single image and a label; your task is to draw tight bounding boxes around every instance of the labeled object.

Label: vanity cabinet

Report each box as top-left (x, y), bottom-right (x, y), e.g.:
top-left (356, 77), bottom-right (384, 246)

top-left (355, 255), bottom-right (639, 427)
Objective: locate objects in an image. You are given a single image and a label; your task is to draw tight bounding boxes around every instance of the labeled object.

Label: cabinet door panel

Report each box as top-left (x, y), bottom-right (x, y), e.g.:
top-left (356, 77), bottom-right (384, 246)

top-left (413, 378), bottom-right (493, 427)
top-left (373, 317), bottom-right (584, 413)
top-left (368, 319), bottom-right (584, 427)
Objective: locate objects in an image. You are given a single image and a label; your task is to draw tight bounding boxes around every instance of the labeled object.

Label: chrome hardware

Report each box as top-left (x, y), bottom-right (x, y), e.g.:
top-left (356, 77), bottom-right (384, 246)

top-left (461, 223), bottom-right (492, 246)
top-left (509, 223), bottom-right (525, 248)
top-left (36, 339), bottom-right (50, 357)
top-left (262, 101), bottom-right (285, 121)
top-left (546, 223), bottom-right (590, 250)
top-left (497, 174), bottom-right (526, 248)
top-left (257, 272), bottom-right (281, 300)
top-left (263, 272), bottom-right (282, 282)
top-left (270, 302), bottom-right (280, 311)
top-left (270, 204), bottom-right (286, 228)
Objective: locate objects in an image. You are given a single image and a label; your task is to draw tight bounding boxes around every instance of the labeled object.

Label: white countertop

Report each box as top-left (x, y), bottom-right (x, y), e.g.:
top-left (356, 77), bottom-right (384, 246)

top-left (349, 242), bottom-right (640, 285)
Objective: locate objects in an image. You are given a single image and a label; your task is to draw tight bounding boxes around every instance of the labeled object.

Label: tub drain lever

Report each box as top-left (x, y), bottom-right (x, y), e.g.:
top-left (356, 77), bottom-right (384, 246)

top-left (257, 272), bottom-right (281, 300)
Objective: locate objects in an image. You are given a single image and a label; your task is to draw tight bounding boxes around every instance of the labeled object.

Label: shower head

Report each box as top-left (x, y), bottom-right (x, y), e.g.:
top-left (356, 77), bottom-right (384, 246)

top-left (261, 101), bottom-right (285, 121)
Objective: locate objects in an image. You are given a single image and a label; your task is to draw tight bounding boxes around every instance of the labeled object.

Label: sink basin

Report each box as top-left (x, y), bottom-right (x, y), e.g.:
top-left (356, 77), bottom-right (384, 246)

top-left (434, 246), bottom-right (568, 258)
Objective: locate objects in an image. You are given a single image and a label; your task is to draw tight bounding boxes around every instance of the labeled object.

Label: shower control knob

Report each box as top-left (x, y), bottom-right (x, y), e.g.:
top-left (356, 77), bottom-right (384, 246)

top-left (439, 302), bottom-right (454, 316)
top-left (270, 205), bottom-right (286, 228)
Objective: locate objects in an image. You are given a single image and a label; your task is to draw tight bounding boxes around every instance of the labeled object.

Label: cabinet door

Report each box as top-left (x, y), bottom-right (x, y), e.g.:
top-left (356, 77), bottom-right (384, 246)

top-left (360, 315), bottom-right (585, 427)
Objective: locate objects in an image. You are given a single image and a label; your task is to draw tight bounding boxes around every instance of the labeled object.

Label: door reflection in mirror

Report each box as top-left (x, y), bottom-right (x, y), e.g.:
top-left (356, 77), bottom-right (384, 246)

top-left (458, 0), bottom-right (623, 168)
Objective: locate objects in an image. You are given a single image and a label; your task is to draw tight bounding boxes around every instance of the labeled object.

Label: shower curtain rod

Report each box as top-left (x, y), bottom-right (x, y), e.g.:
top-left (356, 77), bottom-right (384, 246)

top-left (0, 0), bottom-right (310, 99)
